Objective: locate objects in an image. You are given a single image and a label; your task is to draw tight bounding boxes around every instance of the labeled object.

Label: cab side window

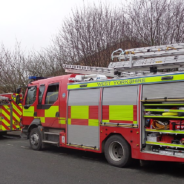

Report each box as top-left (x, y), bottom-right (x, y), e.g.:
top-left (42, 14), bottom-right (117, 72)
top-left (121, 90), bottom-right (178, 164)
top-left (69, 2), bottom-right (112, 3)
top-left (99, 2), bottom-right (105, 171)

top-left (45, 83), bottom-right (59, 105)
top-left (38, 85), bottom-right (45, 104)
top-left (25, 86), bottom-right (37, 105)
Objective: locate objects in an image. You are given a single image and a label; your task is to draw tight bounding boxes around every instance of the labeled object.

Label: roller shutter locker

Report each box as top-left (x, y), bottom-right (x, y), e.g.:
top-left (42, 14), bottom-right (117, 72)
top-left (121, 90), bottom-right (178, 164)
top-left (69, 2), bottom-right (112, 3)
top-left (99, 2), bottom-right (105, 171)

top-left (142, 82), bottom-right (184, 100)
top-left (67, 88), bottom-right (100, 148)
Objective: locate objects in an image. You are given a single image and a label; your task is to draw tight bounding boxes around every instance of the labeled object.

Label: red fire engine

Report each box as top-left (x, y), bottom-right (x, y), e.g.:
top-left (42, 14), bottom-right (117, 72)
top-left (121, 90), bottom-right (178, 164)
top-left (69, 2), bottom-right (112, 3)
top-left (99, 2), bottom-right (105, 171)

top-left (0, 92), bottom-right (22, 134)
top-left (22, 43), bottom-right (184, 167)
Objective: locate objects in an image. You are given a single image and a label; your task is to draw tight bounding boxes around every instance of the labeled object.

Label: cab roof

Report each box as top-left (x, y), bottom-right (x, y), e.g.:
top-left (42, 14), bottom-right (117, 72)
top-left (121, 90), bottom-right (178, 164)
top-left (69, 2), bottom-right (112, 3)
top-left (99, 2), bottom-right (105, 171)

top-left (28, 74), bottom-right (75, 86)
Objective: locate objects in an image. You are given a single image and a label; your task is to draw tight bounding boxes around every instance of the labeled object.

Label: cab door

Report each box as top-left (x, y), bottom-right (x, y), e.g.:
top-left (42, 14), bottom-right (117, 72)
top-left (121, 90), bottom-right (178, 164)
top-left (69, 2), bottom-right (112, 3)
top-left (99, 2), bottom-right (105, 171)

top-left (36, 84), bottom-right (46, 124)
top-left (42, 82), bottom-right (60, 128)
top-left (23, 86), bottom-right (37, 126)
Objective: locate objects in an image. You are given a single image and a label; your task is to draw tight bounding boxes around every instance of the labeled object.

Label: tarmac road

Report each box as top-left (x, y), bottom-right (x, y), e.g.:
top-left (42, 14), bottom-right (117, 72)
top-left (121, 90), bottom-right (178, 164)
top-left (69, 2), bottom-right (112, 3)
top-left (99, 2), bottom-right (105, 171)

top-left (0, 133), bottom-right (184, 184)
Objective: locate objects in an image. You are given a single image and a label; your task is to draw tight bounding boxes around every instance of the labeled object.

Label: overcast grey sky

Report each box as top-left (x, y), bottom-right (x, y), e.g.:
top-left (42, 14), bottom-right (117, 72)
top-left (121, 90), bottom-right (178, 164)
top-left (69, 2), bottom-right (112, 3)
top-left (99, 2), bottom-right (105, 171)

top-left (0, 0), bottom-right (126, 51)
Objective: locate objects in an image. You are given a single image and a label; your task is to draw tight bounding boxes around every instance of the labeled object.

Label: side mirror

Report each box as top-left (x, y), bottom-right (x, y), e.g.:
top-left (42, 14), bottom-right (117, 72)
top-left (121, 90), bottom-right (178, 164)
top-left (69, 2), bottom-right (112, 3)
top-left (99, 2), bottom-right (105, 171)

top-left (16, 95), bottom-right (20, 104)
top-left (16, 87), bottom-right (22, 94)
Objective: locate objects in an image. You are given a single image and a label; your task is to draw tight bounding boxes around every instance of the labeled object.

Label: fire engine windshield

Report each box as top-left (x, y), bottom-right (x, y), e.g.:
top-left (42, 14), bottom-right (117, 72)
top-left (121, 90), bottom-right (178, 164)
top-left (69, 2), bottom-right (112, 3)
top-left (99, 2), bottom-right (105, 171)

top-left (25, 86), bottom-right (37, 105)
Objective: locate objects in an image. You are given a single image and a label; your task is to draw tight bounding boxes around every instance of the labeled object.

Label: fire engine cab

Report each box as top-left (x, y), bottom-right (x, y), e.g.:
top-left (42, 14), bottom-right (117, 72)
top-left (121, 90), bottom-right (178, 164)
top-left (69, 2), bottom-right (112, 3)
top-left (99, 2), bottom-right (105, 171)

top-left (22, 43), bottom-right (184, 167)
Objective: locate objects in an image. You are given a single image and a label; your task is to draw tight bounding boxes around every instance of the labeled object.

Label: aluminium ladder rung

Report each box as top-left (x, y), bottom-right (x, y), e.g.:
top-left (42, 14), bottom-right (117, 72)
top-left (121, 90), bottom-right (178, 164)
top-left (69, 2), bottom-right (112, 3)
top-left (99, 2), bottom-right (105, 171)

top-left (125, 43), bottom-right (184, 53)
top-left (63, 64), bottom-right (115, 77)
top-left (114, 50), bottom-right (184, 60)
top-left (63, 43), bottom-right (184, 78)
top-left (111, 43), bottom-right (184, 62)
top-left (108, 55), bottom-right (184, 70)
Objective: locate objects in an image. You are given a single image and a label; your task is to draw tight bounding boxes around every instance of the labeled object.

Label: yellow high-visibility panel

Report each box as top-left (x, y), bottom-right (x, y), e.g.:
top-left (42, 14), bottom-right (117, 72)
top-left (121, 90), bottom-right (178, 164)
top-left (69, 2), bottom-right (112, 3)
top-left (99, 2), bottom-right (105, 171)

top-left (88, 119), bottom-right (99, 126)
top-left (23, 106), bottom-right (34, 117)
top-left (109, 105), bottom-right (133, 121)
top-left (45, 106), bottom-right (59, 117)
top-left (68, 118), bottom-right (71, 125)
top-left (71, 106), bottom-right (89, 119)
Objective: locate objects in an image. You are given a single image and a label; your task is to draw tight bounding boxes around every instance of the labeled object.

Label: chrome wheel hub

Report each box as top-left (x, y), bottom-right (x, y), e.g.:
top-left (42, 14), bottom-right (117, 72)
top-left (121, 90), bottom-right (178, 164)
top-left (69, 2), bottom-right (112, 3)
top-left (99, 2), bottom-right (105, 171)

top-left (109, 141), bottom-right (124, 161)
top-left (30, 133), bottom-right (39, 146)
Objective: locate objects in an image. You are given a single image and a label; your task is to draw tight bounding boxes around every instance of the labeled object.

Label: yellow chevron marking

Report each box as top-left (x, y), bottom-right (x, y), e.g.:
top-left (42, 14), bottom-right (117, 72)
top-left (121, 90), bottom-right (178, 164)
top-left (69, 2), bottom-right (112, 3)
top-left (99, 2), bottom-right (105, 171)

top-left (13, 112), bottom-right (20, 121)
top-left (2, 110), bottom-right (10, 121)
top-left (12, 103), bottom-right (22, 116)
top-left (2, 119), bottom-right (10, 127)
top-left (3, 105), bottom-right (10, 111)
top-left (2, 125), bottom-right (7, 131)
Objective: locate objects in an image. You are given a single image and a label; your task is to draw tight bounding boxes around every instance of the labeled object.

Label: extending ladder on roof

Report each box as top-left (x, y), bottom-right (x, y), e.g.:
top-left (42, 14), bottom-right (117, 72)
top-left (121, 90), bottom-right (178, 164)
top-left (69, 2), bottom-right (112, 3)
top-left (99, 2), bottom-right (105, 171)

top-left (63, 43), bottom-right (184, 78)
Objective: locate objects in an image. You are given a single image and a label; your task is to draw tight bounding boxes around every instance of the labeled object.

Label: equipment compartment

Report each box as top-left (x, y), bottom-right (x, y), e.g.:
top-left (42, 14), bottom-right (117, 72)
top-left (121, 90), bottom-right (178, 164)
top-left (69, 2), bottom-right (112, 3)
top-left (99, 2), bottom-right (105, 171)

top-left (141, 99), bottom-right (184, 157)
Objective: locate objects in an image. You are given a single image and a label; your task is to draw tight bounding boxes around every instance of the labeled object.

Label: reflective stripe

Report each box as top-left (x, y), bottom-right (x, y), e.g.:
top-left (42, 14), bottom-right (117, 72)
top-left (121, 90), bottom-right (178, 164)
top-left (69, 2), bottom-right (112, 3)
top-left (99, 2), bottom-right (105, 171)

top-left (3, 105), bottom-right (10, 112)
top-left (40, 117), bottom-right (45, 123)
top-left (2, 108), bottom-right (10, 121)
top-left (2, 123), bottom-right (9, 130)
top-left (0, 102), bottom-right (22, 131)
top-left (68, 106), bottom-right (99, 126)
top-left (23, 106), bottom-right (34, 117)
top-left (146, 129), bottom-right (184, 134)
top-left (68, 73), bottom-right (184, 89)
top-left (12, 103), bottom-right (22, 116)
top-left (68, 118), bottom-right (71, 125)
top-left (109, 105), bottom-right (133, 121)
top-left (12, 112), bottom-right (20, 122)
top-left (102, 105), bottom-right (137, 125)
top-left (102, 119), bottom-right (109, 122)
top-left (2, 118), bottom-right (10, 126)
top-left (71, 106), bottom-right (89, 119)
top-left (146, 141), bottom-right (184, 148)
top-left (45, 106), bottom-right (59, 117)
top-left (88, 119), bottom-right (98, 126)
top-left (59, 117), bottom-right (66, 124)
top-left (2, 115), bottom-right (10, 130)
top-left (59, 120), bottom-right (65, 124)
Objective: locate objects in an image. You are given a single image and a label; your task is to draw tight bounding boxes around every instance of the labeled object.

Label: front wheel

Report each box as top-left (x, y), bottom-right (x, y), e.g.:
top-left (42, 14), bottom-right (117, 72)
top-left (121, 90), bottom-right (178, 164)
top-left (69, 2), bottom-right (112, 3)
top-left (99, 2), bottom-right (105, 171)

top-left (104, 135), bottom-right (132, 167)
top-left (29, 128), bottom-right (42, 150)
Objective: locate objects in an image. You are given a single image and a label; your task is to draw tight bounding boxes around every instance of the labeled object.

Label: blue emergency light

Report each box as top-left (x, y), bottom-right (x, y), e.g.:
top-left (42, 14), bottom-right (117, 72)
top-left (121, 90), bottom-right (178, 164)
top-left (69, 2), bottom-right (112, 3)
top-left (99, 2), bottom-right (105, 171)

top-left (29, 76), bottom-right (46, 80)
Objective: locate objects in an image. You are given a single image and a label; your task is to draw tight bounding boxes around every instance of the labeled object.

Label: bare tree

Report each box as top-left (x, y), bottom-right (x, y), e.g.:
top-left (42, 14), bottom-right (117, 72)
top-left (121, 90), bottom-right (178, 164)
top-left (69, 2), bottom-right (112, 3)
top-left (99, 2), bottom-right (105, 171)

top-left (26, 47), bottom-right (65, 78)
top-left (125, 0), bottom-right (184, 46)
top-left (0, 43), bottom-right (29, 93)
top-left (53, 3), bottom-right (134, 67)
top-left (53, 0), bottom-right (184, 67)
top-left (1, 0), bottom-right (184, 94)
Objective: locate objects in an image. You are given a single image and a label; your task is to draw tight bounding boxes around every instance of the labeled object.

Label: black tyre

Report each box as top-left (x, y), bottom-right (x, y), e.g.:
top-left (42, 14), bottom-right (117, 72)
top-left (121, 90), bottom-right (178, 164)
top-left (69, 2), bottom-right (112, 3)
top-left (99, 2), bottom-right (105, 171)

top-left (104, 135), bottom-right (132, 167)
top-left (0, 131), bottom-right (7, 136)
top-left (29, 128), bottom-right (42, 150)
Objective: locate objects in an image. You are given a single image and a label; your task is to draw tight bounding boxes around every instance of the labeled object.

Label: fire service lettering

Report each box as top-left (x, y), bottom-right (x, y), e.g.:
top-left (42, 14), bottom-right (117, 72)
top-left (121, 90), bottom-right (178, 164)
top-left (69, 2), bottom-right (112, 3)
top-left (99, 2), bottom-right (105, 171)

top-left (97, 78), bottom-right (145, 87)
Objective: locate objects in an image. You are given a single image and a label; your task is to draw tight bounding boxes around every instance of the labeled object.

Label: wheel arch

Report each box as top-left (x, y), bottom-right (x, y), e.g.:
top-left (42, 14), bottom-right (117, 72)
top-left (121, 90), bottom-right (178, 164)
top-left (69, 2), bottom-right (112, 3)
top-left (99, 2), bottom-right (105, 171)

top-left (103, 133), bottom-right (132, 167)
top-left (28, 119), bottom-right (42, 138)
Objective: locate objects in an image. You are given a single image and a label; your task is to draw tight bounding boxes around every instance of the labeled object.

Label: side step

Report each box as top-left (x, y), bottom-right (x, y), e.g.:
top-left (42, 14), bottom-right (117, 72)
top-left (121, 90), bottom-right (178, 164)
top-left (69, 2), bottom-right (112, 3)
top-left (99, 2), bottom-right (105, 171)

top-left (44, 132), bottom-right (60, 135)
top-left (43, 131), bottom-right (60, 146)
top-left (42, 140), bottom-right (59, 145)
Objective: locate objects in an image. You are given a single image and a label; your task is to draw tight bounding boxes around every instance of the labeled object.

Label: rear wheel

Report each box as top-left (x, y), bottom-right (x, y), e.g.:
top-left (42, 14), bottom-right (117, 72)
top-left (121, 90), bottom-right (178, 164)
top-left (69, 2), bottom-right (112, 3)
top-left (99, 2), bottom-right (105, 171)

top-left (104, 135), bottom-right (132, 167)
top-left (29, 128), bottom-right (42, 150)
top-left (0, 131), bottom-right (7, 136)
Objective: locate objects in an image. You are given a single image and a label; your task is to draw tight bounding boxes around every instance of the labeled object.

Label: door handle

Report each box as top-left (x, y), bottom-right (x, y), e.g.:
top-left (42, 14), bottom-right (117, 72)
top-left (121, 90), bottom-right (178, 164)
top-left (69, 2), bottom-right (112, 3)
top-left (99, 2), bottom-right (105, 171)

top-left (24, 105), bottom-right (30, 109)
top-left (55, 112), bottom-right (60, 117)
